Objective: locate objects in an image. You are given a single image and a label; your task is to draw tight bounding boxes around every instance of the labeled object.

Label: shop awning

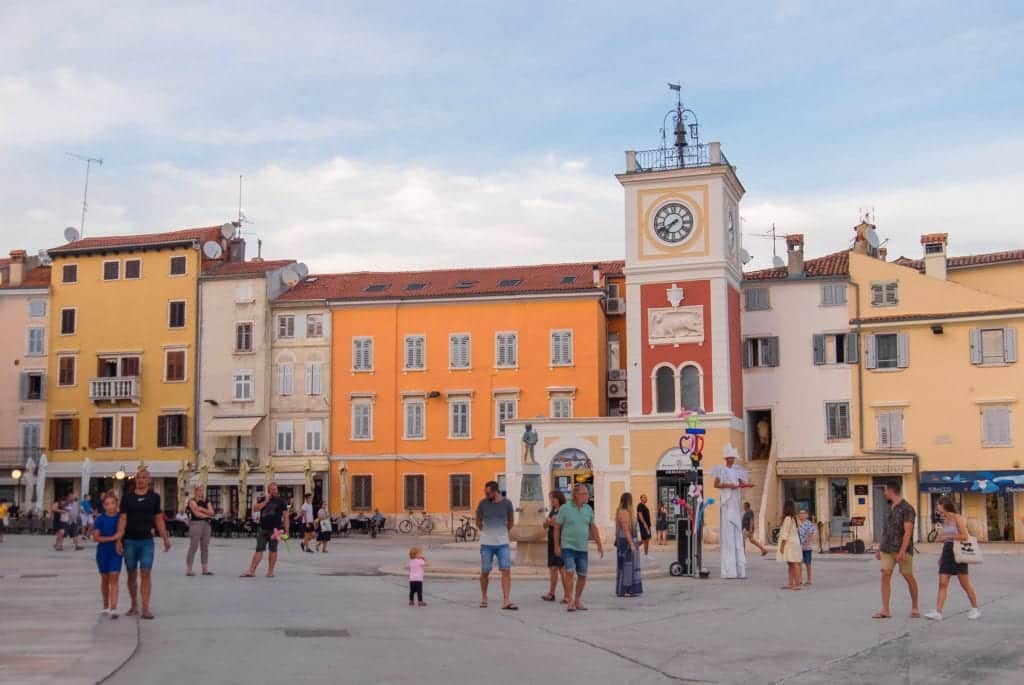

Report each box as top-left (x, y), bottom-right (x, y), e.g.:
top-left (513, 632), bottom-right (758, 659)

top-left (204, 416), bottom-right (263, 436)
top-left (43, 460), bottom-right (181, 478)
top-left (921, 470), bottom-right (1024, 494)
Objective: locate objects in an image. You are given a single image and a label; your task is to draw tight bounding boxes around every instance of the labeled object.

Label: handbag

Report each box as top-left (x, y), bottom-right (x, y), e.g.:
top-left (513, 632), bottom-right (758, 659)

top-left (953, 535), bottom-right (983, 564)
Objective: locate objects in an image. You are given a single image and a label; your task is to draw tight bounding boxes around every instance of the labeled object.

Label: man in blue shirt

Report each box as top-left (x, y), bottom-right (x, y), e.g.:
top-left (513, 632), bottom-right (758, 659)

top-left (554, 484), bottom-right (603, 612)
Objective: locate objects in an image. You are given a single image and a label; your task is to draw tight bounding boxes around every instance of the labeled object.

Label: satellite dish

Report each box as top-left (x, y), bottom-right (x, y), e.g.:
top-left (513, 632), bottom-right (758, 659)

top-left (280, 266), bottom-right (301, 287)
top-left (739, 248), bottom-right (752, 265)
top-left (202, 241), bottom-right (223, 259)
top-left (772, 255), bottom-right (786, 268)
top-left (295, 263), bottom-right (309, 279)
top-left (220, 222), bottom-right (236, 240)
top-left (64, 226), bottom-right (80, 242)
top-left (37, 249), bottom-right (53, 266)
top-left (866, 228), bottom-right (880, 249)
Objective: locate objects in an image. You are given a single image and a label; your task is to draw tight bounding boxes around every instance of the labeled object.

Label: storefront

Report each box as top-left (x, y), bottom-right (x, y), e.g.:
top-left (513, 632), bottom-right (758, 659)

top-left (550, 448), bottom-right (594, 506)
top-left (920, 471), bottom-right (1023, 542)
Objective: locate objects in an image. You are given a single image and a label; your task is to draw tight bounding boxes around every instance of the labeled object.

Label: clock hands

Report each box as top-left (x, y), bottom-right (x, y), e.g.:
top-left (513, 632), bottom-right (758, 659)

top-left (666, 215), bottom-right (683, 232)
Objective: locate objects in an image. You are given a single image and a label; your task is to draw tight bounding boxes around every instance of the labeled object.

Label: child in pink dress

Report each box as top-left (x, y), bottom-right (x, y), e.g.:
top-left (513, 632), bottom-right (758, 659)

top-left (408, 547), bottom-right (427, 606)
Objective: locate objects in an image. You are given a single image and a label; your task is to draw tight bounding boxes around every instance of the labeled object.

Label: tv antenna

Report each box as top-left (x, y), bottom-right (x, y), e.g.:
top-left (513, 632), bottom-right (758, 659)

top-left (67, 153), bottom-right (103, 237)
top-left (747, 222), bottom-right (788, 267)
top-left (236, 174), bottom-right (254, 235)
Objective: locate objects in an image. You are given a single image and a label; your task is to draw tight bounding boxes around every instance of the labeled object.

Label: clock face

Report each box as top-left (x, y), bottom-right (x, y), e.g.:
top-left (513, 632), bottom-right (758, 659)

top-left (727, 208), bottom-right (736, 251)
top-left (652, 202), bottom-right (695, 244)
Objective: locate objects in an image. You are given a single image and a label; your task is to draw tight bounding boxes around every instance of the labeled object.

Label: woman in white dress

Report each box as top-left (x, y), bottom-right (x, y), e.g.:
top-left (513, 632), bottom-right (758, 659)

top-left (776, 500), bottom-right (803, 590)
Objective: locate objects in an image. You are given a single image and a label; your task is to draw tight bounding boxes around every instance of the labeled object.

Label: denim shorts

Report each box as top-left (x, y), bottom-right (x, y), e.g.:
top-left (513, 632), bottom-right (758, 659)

top-left (802, 550), bottom-right (813, 565)
top-left (122, 538), bottom-right (155, 571)
top-left (562, 548), bottom-right (589, 576)
top-left (480, 544), bottom-right (511, 573)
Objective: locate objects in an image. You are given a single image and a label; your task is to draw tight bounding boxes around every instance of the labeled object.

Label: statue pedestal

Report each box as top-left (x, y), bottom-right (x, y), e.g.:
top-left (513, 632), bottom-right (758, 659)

top-left (510, 469), bottom-right (548, 567)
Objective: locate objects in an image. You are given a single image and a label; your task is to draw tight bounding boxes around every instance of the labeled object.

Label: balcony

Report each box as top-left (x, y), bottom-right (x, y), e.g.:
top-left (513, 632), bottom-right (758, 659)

top-left (624, 142), bottom-right (731, 174)
top-left (0, 446), bottom-right (43, 468)
top-left (89, 377), bottom-right (141, 404)
top-left (213, 447), bottom-right (260, 468)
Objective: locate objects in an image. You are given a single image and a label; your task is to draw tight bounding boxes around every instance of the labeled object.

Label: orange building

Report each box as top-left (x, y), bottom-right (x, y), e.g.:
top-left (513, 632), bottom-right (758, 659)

top-left (276, 261), bottom-right (624, 527)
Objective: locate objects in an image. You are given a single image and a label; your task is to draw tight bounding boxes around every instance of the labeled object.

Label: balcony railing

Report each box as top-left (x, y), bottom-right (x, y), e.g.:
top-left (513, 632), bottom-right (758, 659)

top-left (213, 448), bottom-right (260, 468)
top-left (89, 377), bottom-right (141, 403)
top-left (625, 143), bottom-right (731, 174)
top-left (0, 446), bottom-right (43, 468)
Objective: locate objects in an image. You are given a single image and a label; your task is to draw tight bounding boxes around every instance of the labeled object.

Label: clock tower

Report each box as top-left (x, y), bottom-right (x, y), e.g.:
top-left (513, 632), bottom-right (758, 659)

top-left (616, 92), bottom-right (746, 459)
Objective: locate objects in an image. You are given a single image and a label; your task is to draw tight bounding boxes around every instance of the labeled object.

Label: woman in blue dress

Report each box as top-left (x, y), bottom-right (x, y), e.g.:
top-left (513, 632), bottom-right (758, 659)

top-left (615, 492), bottom-right (643, 597)
top-left (93, 492), bottom-right (124, 618)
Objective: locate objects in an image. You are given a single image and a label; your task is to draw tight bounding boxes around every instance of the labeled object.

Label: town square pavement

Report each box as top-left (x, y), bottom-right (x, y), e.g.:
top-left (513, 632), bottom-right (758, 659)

top-left (1, 533), bottom-right (1021, 685)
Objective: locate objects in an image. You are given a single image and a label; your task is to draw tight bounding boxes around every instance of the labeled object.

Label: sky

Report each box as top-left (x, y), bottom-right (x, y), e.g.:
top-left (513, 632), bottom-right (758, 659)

top-left (1, 1), bottom-right (1022, 272)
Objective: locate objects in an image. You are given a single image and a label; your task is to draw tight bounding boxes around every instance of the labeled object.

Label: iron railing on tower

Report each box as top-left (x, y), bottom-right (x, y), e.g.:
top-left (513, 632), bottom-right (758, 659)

top-left (624, 142), bottom-right (731, 174)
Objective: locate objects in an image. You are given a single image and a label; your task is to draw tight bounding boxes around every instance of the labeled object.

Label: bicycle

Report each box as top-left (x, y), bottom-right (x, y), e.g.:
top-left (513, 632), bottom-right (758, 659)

top-left (398, 511), bottom-right (434, 535)
top-left (453, 516), bottom-right (478, 542)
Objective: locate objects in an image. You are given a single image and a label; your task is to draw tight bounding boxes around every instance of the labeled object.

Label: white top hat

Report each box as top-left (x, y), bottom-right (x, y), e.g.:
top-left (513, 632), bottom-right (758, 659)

top-left (723, 444), bottom-right (739, 460)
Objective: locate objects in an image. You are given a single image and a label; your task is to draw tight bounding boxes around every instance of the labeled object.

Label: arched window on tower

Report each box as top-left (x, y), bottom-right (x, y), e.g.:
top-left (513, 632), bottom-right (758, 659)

top-left (680, 365), bottom-right (701, 411)
top-left (655, 366), bottom-right (675, 414)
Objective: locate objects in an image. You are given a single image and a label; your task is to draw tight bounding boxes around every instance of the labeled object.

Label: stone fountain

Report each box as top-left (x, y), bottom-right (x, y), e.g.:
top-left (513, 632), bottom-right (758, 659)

top-left (510, 424), bottom-right (548, 565)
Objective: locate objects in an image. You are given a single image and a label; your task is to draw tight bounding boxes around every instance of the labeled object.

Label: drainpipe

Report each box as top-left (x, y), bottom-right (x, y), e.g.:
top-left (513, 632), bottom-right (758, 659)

top-left (194, 265), bottom-right (203, 471)
top-left (851, 282), bottom-right (922, 543)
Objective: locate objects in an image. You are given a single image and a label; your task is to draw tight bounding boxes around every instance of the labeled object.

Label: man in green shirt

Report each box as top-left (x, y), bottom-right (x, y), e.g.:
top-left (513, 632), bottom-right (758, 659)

top-left (554, 484), bottom-right (603, 612)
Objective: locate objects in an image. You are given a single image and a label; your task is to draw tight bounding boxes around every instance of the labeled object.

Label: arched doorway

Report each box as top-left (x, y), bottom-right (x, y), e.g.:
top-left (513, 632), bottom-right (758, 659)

top-left (551, 448), bottom-right (594, 507)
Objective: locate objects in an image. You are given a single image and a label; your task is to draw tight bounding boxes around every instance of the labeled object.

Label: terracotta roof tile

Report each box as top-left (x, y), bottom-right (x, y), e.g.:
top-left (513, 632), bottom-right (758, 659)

top-left (0, 265), bottom-right (50, 290)
top-left (743, 250), bottom-right (849, 281)
top-left (48, 226), bottom-right (223, 256)
top-left (852, 306), bottom-right (1024, 325)
top-left (920, 233), bottom-right (948, 244)
top-left (202, 259), bottom-right (296, 278)
top-left (894, 249), bottom-right (1024, 272)
top-left (276, 260), bottom-right (625, 303)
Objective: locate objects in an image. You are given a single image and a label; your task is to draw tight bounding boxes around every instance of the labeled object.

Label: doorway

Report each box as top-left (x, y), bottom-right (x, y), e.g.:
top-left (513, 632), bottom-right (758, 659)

top-left (747, 409), bottom-right (772, 460)
top-left (828, 478), bottom-right (849, 542)
top-left (871, 476), bottom-right (901, 543)
top-left (782, 478), bottom-right (816, 518)
top-left (551, 449), bottom-right (594, 507)
top-left (986, 492), bottom-right (1015, 541)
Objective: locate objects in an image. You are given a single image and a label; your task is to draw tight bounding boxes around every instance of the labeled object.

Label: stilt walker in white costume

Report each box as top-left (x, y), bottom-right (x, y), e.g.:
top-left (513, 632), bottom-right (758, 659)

top-left (712, 445), bottom-right (754, 579)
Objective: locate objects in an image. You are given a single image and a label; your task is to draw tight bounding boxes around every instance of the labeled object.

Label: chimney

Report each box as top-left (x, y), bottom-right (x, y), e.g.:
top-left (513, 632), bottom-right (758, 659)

top-left (878, 247), bottom-right (888, 261)
top-left (228, 237), bottom-right (246, 263)
top-left (921, 233), bottom-right (948, 280)
top-left (8, 250), bottom-right (27, 286)
top-left (785, 234), bottom-right (804, 277)
top-left (592, 264), bottom-right (601, 287)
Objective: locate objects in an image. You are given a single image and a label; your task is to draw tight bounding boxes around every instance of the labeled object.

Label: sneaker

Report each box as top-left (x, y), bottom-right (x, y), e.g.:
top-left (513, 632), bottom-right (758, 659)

top-left (101, 608), bottom-right (111, 615)
top-left (924, 611), bottom-right (943, 621)
top-left (968, 608), bottom-right (981, 620)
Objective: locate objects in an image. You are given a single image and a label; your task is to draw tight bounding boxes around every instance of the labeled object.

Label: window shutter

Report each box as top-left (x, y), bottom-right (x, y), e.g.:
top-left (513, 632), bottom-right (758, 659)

top-left (838, 403), bottom-right (850, 438)
top-left (896, 333), bottom-right (910, 368)
top-left (508, 334), bottom-right (517, 366)
top-left (88, 418), bottom-right (102, 449)
top-left (870, 284), bottom-right (883, 306)
top-left (767, 337), bottom-right (780, 367)
top-left (744, 290), bottom-right (755, 310)
top-left (892, 413), bottom-right (904, 447)
top-left (39, 373), bottom-right (46, 401)
top-left (311, 363), bottom-right (322, 395)
top-left (822, 286), bottom-right (833, 306)
top-left (968, 328), bottom-right (982, 364)
top-left (19, 372), bottom-right (28, 400)
top-left (845, 333), bottom-right (859, 364)
top-left (1004, 328), bottom-right (1017, 363)
top-left (550, 333), bottom-right (559, 365)
top-left (304, 363), bottom-right (313, 395)
top-left (120, 416), bottom-right (134, 448)
top-left (812, 335), bottom-right (825, 365)
top-left (742, 340), bottom-right (753, 369)
top-left (865, 335), bottom-right (877, 369)
top-left (49, 419), bottom-right (59, 449)
top-left (450, 336), bottom-right (459, 367)
top-left (877, 414), bottom-right (889, 448)
top-left (563, 331), bottom-right (573, 364)
top-left (70, 418), bottom-right (80, 450)
top-left (157, 416), bottom-right (168, 448)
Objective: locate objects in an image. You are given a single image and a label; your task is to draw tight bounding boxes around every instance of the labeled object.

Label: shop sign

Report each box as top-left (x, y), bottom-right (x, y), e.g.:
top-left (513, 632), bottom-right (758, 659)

top-left (776, 459), bottom-right (913, 476)
top-left (921, 470), bottom-right (1024, 494)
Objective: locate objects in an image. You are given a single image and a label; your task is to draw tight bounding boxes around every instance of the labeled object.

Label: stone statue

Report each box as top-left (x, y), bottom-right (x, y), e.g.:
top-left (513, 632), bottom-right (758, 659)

top-left (755, 417), bottom-right (771, 459)
top-left (521, 423), bottom-right (538, 465)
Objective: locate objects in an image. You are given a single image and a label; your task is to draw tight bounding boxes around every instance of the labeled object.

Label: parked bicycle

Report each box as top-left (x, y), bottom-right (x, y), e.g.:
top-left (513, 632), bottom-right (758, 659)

top-left (453, 515), bottom-right (478, 542)
top-left (398, 510), bottom-right (434, 535)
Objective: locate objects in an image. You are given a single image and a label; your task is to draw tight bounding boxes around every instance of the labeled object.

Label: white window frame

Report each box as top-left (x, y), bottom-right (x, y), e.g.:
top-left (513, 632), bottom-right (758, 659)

top-left (821, 283), bottom-right (848, 307)
top-left (275, 420), bottom-right (294, 453)
top-left (449, 333), bottom-right (471, 370)
top-left (163, 348), bottom-right (187, 383)
top-left (403, 399), bottom-right (425, 440)
top-left (495, 332), bottom-right (518, 368)
top-left (306, 314), bottom-right (324, 338)
top-left (304, 419), bottom-right (324, 452)
top-left (981, 406), bottom-right (1012, 447)
top-left (305, 361), bottom-right (324, 396)
top-left (825, 401), bottom-right (851, 440)
top-left (971, 327), bottom-right (1017, 366)
top-left (449, 399), bottom-right (471, 439)
top-left (496, 397), bottom-right (517, 437)
top-left (28, 299), bottom-right (47, 318)
top-left (550, 329), bottom-right (574, 367)
top-left (449, 473), bottom-right (472, 510)
top-left (277, 315), bottom-right (295, 339)
top-left (59, 307), bottom-right (77, 336)
top-left (352, 337), bottom-right (373, 372)
top-left (102, 259), bottom-right (120, 281)
top-left (404, 473), bottom-right (426, 510)
top-left (232, 369), bottom-right (254, 401)
top-left (744, 288), bottom-right (770, 311)
top-left (876, 410), bottom-right (905, 449)
top-left (20, 421), bottom-right (42, 452)
top-left (235, 322), bottom-right (254, 353)
top-left (26, 327), bottom-right (45, 356)
top-left (168, 300), bottom-right (187, 329)
top-left (124, 258), bottom-right (142, 280)
top-left (551, 395), bottom-right (573, 419)
top-left (743, 337), bottom-right (779, 368)
top-left (352, 474), bottom-right (373, 510)
top-left (277, 362), bottom-right (294, 395)
top-left (404, 335), bottom-right (426, 371)
top-left (169, 255), bottom-right (187, 276)
top-left (352, 401), bottom-right (373, 440)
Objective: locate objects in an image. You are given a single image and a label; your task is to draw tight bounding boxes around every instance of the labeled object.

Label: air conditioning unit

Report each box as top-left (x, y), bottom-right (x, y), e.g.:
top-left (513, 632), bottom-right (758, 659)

top-left (607, 380), bottom-right (627, 398)
top-left (606, 298), bottom-right (625, 314)
top-left (617, 399), bottom-right (628, 413)
top-left (608, 368), bottom-right (627, 381)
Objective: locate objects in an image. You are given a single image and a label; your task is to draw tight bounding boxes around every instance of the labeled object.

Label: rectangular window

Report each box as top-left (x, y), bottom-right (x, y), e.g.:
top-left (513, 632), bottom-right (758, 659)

top-left (449, 474), bottom-right (471, 510)
top-left (404, 335), bottom-right (425, 370)
top-left (971, 328), bottom-right (1017, 365)
top-left (305, 362), bottom-right (324, 395)
top-left (157, 414), bottom-right (187, 448)
top-left (29, 300), bottom-right (46, 317)
top-left (21, 422), bottom-right (42, 453)
top-left (61, 264), bottom-right (78, 283)
top-left (60, 308), bottom-right (76, 335)
top-left (825, 402), bottom-right (851, 440)
top-left (867, 333), bottom-right (908, 370)
top-left (744, 288), bottom-right (770, 311)
top-left (449, 334), bottom-right (471, 369)
top-left (120, 415), bottom-right (135, 448)
top-left (277, 315), bottom-right (295, 339)
top-left (870, 281), bottom-right (899, 307)
top-left (277, 363), bottom-right (294, 395)
top-left (235, 323), bottom-right (253, 352)
top-left (234, 282), bottom-right (254, 303)
top-left (876, 411), bottom-right (904, 449)
top-left (449, 400), bottom-right (470, 438)
top-left (89, 416), bottom-right (115, 449)
top-left (404, 474), bottom-right (425, 510)
top-left (551, 396), bottom-right (573, 419)
top-left (981, 406), bottom-right (1012, 447)
top-left (53, 418), bottom-right (77, 450)
top-left (124, 259), bottom-right (141, 280)
top-left (169, 256), bottom-right (187, 276)
top-left (352, 337), bottom-right (373, 371)
top-left (742, 337), bottom-right (779, 368)
top-left (813, 333), bottom-right (859, 365)
top-left (352, 402), bottom-right (373, 440)
top-left (404, 400), bottom-right (425, 439)
top-left (550, 330), bottom-right (574, 366)
top-left (168, 300), bottom-right (186, 328)
top-left (233, 370), bottom-right (254, 401)
top-left (496, 398), bottom-right (517, 437)
top-left (821, 283), bottom-right (848, 306)
top-left (103, 261), bottom-right (120, 281)
top-left (305, 419), bottom-right (323, 452)
top-left (352, 475), bottom-right (372, 510)
top-left (120, 356), bottom-right (140, 377)
top-left (58, 356), bottom-right (76, 386)
top-left (275, 421), bottom-right (294, 453)
top-left (496, 332), bottom-right (518, 368)
top-left (165, 350), bottom-right (186, 382)
top-left (20, 371), bottom-right (45, 400)
top-left (26, 327), bottom-right (45, 356)
top-left (305, 314), bottom-right (324, 338)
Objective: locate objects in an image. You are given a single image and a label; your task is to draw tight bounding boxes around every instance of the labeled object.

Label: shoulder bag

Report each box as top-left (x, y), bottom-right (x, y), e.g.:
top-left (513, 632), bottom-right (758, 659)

top-left (953, 534), bottom-right (983, 564)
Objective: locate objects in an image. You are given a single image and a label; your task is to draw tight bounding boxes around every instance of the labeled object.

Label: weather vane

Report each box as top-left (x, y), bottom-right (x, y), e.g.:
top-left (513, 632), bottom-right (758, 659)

top-left (660, 83), bottom-right (700, 167)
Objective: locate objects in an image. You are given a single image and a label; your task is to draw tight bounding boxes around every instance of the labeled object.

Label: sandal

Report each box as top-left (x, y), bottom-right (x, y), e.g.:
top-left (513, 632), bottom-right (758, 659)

top-left (479, 602), bottom-right (488, 608)
top-left (575, 604), bottom-right (588, 611)
top-left (186, 572), bottom-right (195, 577)
top-left (126, 608), bottom-right (138, 617)
top-left (202, 571), bottom-right (214, 576)
top-left (541, 593), bottom-right (556, 602)
top-left (239, 573), bottom-right (254, 578)
top-left (871, 612), bottom-right (891, 619)
top-left (502, 604), bottom-right (519, 611)
top-left (141, 612), bottom-right (155, 620)
top-left (567, 605), bottom-right (576, 612)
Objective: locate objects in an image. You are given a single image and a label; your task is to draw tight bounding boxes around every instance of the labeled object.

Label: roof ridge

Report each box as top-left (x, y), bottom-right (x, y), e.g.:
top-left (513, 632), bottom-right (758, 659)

top-left (294, 259), bottom-right (624, 280)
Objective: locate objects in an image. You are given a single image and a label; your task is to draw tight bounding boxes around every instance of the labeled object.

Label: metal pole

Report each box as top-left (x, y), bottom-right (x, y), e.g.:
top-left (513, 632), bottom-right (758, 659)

top-left (80, 160), bottom-right (92, 236)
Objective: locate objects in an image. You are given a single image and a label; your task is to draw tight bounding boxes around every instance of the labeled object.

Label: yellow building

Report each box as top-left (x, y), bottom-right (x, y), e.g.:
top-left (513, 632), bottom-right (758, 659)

top-left (44, 226), bottom-right (227, 509)
top-left (851, 234), bottom-right (1024, 542)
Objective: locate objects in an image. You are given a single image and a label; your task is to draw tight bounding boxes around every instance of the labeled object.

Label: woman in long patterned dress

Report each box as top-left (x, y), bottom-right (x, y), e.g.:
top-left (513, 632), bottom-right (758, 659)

top-left (615, 492), bottom-right (643, 597)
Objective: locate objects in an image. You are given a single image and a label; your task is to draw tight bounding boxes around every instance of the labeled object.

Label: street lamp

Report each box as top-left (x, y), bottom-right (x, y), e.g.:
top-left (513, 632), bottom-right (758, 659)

top-left (11, 469), bottom-right (22, 480)
top-left (115, 466), bottom-right (126, 481)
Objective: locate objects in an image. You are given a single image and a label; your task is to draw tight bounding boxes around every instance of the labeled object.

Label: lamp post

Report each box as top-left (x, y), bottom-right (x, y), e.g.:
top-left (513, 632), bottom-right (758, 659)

top-left (11, 469), bottom-right (22, 481)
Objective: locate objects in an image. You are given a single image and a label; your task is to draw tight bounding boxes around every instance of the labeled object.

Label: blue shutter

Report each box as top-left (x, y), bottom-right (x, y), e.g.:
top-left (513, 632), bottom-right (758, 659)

top-left (897, 333), bottom-right (910, 368)
top-left (969, 328), bottom-right (982, 364)
top-left (1004, 328), bottom-right (1017, 363)
top-left (865, 335), bottom-right (877, 369)
top-left (845, 333), bottom-right (859, 364)
top-left (812, 335), bottom-right (825, 365)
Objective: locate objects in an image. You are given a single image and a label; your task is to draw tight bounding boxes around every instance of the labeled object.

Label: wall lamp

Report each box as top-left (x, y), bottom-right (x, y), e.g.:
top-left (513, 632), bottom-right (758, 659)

top-left (931, 324), bottom-right (944, 335)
